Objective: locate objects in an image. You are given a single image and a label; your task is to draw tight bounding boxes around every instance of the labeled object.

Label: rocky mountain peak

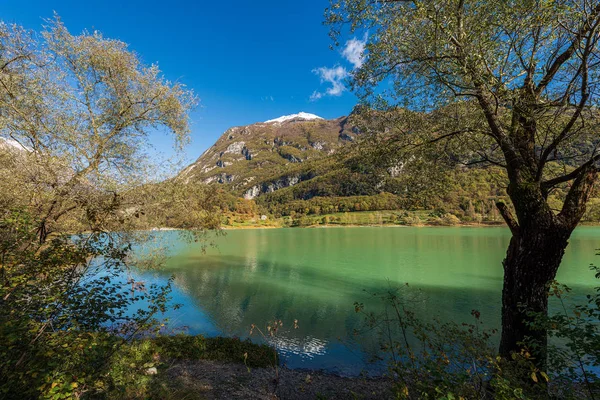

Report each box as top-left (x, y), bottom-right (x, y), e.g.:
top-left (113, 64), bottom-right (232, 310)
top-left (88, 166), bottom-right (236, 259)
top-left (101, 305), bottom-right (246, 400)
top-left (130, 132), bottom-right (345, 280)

top-left (178, 115), bottom-right (358, 199)
top-left (264, 112), bottom-right (323, 124)
top-left (0, 137), bottom-right (32, 152)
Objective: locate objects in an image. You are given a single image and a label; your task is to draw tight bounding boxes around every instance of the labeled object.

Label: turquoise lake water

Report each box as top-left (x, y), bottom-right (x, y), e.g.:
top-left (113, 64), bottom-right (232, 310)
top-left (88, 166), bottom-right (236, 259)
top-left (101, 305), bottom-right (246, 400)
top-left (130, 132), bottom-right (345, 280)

top-left (132, 226), bottom-right (600, 375)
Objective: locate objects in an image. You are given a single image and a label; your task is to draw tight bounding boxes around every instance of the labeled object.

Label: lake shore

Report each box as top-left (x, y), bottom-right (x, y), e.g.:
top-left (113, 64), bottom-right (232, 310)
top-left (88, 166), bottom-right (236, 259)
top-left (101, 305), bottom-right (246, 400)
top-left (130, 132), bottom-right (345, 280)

top-left (162, 359), bottom-right (393, 399)
top-left (222, 221), bottom-right (508, 230)
top-left (121, 335), bottom-right (394, 399)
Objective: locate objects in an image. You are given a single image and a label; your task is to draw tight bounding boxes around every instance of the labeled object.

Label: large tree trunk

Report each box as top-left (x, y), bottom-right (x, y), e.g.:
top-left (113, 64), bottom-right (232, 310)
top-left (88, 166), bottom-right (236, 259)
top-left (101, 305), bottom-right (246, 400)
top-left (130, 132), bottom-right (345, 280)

top-left (498, 227), bottom-right (571, 368)
top-left (495, 166), bottom-right (596, 368)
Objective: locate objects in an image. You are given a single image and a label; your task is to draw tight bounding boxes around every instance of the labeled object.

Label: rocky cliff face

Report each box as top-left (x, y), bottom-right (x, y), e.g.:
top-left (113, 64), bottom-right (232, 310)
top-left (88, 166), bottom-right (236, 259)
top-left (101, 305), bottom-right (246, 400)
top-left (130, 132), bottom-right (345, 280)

top-left (179, 113), bottom-right (359, 198)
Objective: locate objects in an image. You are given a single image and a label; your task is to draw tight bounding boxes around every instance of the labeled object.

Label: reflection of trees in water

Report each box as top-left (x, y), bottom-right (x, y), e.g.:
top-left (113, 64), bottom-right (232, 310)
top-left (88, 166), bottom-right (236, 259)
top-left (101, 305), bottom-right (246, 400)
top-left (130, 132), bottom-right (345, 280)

top-left (154, 228), bottom-right (598, 370)
top-left (163, 255), bottom-right (505, 362)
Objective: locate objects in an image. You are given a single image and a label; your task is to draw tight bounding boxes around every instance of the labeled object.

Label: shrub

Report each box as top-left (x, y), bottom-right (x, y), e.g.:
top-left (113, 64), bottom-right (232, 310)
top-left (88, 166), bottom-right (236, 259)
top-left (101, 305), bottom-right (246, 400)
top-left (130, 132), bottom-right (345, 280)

top-left (441, 213), bottom-right (461, 226)
top-left (353, 275), bottom-right (600, 400)
top-left (400, 214), bottom-right (422, 226)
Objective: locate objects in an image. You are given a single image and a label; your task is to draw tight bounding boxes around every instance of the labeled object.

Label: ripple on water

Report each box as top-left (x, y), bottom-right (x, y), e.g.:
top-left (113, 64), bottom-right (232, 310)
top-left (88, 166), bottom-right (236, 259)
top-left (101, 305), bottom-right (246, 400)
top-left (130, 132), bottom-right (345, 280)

top-left (268, 335), bottom-right (328, 359)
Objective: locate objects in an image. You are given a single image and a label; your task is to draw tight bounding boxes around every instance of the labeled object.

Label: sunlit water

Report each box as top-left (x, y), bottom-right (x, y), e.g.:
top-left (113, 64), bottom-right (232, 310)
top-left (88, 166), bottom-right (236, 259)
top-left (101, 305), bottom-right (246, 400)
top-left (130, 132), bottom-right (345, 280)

top-left (130, 226), bottom-right (600, 376)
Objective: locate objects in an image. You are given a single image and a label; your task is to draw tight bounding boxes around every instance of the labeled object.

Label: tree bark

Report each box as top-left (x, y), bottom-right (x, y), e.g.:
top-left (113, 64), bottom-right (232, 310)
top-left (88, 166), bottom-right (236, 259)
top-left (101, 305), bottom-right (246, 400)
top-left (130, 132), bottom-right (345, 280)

top-left (498, 226), bottom-right (571, 368)
top-left (495, 162), bottom-right (597, 372)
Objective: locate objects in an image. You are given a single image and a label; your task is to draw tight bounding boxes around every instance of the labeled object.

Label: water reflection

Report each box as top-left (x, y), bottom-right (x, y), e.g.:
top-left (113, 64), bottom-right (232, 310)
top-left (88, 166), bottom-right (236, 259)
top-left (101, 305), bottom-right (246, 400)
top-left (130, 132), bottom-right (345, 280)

top-left (134, 227), bottom-right (599, 375)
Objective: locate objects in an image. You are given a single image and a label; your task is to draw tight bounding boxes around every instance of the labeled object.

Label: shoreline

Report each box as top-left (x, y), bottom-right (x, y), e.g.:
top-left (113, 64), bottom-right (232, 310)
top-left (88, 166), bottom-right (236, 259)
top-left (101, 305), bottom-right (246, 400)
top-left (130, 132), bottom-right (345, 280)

top-left (208, 221), bottom-right (600, 230)
top-left (163, 358), bottom-right (393, 399)
top-left (221, 221), bottom-right (508, 230)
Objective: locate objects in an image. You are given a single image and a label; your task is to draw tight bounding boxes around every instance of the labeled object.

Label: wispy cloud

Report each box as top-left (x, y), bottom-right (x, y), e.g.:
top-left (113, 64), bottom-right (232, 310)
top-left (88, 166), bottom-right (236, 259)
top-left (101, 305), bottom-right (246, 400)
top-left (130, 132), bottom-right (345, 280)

top-left (261, 95), bottom-right (275, 102)
top-left (310, 65), bottom-right (348, 101)
top-left (341, 35), bottom-right (367, 69)
top-left (310, 34), bottom-right (367, 101)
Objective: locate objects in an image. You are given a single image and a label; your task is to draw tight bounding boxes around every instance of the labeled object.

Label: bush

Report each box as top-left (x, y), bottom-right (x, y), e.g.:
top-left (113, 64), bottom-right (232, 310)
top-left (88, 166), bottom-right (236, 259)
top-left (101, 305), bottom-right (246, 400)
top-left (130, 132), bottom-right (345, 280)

top-left (0, 210), bottom-right (175, 399)
top-left (353, 274), bottom-right (600, 400)
top-left (441, 213), bottom-right (461, 225)
top-left (400, 214), bottom-right (422, 226)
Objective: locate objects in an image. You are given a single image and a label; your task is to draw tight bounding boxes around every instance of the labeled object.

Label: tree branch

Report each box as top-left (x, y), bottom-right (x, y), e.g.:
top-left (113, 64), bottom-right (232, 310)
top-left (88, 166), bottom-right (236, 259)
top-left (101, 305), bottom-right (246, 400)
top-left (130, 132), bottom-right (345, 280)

top-left (558, 164), bottom-right (598, 228)
top-left (542, 154), bottom-right (600, 191)
top-left (535, 2), bottom-right (600, 94)
top-left (496, 201), bottom-right (520, 235)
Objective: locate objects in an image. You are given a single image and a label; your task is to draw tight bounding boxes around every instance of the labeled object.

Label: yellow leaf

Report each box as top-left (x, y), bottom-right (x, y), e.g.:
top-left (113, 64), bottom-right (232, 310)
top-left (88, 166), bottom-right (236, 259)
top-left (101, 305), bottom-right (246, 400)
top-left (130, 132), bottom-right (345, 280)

top-left (71, 382), bottom-right (78, 388)
top-left (51, 382), bottom-right (58, 389)
top-left (531, 372), bottom-right (538, 383)
top-left (540, 371), bottom-right (550, 382)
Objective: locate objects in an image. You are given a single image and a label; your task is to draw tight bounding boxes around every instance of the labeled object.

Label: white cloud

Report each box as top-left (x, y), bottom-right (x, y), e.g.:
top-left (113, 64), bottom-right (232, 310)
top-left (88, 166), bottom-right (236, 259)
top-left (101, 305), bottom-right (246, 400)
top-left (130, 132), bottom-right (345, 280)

top-left (309, 91), bottom-right (323, 101)
top-left (310, 34), bottom-right (367, 101)
top-left (310, 65), bottom-right (348, 101)
top-left (341, 35), bottom-right (367, 69)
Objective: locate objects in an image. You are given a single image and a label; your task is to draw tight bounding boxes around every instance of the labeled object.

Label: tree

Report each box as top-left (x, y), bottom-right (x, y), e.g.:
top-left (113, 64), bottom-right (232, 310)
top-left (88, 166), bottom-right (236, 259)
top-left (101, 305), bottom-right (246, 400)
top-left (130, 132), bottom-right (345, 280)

top-left (0, 17), bottom-right (197, 242)
top-left (327, 0), bottom-right (600, 368)
top-left (0, 18), bottom-right (215, 398)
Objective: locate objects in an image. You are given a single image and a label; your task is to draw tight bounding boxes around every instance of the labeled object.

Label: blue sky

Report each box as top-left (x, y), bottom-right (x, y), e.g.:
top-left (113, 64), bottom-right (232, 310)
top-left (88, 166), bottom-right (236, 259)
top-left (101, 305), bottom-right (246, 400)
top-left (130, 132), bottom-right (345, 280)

top-left (3, 0), bottom-right (362, 165)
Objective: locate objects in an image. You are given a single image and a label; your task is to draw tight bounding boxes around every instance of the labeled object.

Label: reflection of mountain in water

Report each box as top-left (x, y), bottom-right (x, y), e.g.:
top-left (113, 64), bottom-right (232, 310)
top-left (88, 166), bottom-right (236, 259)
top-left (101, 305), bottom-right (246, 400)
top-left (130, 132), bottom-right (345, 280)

top-left (158, 255), bottom-right (503, 373)
top-left (139, 227), bottom-right (599, 375)
top-left (166, 255), bottom-right (373, 360)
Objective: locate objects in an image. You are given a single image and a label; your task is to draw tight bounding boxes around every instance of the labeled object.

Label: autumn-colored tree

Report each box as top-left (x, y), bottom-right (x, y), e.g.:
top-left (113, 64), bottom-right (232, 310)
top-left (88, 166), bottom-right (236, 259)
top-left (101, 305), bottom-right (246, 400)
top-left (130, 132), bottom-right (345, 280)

top-left (0, 17), bottom-right (197, 241)
top-left (327, 0), bottom-right (600, 368)
top-left (0, 18), bottom-right (218, 398)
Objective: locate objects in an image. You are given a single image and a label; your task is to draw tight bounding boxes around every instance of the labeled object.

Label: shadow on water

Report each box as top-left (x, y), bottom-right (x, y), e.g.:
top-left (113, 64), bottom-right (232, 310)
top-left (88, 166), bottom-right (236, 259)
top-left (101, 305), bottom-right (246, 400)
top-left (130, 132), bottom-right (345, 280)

top-left (132, 227), bottom-right (600, 376)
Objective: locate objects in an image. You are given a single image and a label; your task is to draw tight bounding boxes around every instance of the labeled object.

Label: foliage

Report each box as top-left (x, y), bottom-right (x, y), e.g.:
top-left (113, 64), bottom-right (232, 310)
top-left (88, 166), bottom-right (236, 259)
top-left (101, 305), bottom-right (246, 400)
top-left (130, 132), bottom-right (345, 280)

top-left (0, 209), bottom-right (175, 399)
top-left (526, 266), bottom-right (600, 398)
top-left (0, 16), bottom-right (197, 240)
top-left (0, 16), bottom-right (222, 400)
top-left (354, 287), bottom-right (520, 400)
top-left (355, 270), bottom-right (600, 400)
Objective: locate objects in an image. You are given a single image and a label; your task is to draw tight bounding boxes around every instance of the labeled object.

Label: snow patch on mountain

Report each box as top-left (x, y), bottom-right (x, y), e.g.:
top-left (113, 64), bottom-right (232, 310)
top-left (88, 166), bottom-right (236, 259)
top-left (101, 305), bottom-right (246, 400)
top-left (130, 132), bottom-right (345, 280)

top-left (0, 137), bottom-right (32, 152)
top-left (264, 112), bottom-right (323, 124)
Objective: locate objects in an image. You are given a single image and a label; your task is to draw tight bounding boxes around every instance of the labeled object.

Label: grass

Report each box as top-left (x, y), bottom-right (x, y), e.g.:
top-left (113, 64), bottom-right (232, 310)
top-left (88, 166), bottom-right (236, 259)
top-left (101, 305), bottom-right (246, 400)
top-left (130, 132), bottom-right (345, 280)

top-left (103, 334), bottom-right (276, 399)
top-left (223, 209), bottom-right (506, 229)
top-left (151, 335), bottom-right (276, 368)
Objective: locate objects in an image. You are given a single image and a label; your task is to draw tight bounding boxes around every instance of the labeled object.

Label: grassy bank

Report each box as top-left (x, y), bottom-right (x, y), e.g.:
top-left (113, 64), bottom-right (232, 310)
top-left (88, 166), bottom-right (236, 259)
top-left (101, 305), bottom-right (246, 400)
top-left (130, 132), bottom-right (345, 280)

top-left (79, 334), bottom-right (392, 399)
top-left (74, 334), bottom-right (276, 399)
top-left (222, 209), bottom-right (506, 229)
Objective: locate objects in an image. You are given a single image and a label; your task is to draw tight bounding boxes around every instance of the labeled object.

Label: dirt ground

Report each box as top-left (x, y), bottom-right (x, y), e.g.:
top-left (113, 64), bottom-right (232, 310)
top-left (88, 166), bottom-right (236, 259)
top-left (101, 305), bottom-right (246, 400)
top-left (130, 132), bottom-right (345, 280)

top-left (164, 359), bottom-right (394, 399)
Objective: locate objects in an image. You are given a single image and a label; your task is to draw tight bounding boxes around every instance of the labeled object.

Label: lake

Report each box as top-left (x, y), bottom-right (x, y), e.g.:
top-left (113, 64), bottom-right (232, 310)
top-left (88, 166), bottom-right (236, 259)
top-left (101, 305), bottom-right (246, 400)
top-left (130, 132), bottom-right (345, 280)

top-left (133, 226), bottom-right (600, 376)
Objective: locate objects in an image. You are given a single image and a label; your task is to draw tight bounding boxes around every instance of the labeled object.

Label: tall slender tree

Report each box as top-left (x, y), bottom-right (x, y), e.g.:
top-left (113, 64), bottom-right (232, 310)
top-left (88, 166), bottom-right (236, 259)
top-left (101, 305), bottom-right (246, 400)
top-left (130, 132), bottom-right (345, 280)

top-left (327, 0), bottom-right (600, 367)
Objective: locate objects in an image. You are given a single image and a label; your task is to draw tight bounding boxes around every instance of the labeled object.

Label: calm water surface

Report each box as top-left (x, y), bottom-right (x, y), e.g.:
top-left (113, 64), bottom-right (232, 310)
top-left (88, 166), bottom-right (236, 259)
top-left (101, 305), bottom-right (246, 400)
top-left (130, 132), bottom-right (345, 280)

top-left (133, 226), bottom-right (600, 375)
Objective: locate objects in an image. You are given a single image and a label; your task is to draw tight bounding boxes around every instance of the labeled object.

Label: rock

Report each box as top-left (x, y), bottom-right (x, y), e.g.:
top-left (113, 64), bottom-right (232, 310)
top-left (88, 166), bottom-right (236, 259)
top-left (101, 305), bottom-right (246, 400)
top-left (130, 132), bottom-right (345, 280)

top-left (242, 146), bottom-right (252, 160)
top-left (244, 185), bottom-right (261, 200)
top-left (339, 132), bottom-right (354, 142)
top-left (388, 162), bottom-right (404, 177)
top-left (217, 173), bottom-right (236, 183)
top-left (223, 141), bottom-right (246, 155)
top-left (281, 153), bottom-right (302, 163)
top-left (310, 141), bottom-right (325, 150)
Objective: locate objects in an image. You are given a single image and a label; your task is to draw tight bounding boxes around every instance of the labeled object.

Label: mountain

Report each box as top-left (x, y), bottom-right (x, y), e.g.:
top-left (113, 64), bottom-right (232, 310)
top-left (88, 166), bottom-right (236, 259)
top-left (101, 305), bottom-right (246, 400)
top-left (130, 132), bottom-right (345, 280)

top-left (178, 112), bottom-right (361, 199)
top-left (177, 110), bottom-right (515, 224)
top-left (0, 137), bottom-right (31, 153)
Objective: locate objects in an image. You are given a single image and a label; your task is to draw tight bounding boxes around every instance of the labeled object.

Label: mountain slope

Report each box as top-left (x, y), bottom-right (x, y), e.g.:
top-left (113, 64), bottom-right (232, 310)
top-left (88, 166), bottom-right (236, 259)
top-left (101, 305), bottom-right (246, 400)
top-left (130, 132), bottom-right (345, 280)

top-left (179, 113), bottom-right (360, 198)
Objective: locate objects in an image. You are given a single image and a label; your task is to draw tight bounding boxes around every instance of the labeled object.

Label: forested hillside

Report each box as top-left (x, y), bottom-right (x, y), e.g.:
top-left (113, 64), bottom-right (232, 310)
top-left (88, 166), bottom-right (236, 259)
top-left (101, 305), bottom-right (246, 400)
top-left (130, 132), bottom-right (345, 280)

top-left (179, 110), bottom-right (600, 226)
